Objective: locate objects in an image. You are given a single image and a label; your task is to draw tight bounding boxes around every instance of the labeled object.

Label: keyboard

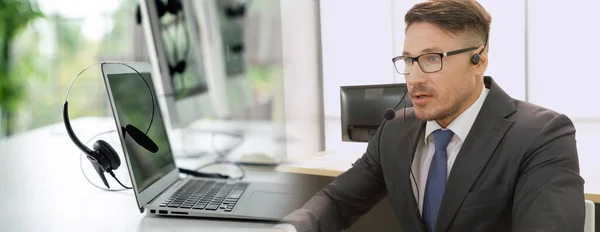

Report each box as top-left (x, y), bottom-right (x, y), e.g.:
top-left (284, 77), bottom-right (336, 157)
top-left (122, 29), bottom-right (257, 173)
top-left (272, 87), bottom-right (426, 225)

top-left (159, 179), bottom-right (249, 212)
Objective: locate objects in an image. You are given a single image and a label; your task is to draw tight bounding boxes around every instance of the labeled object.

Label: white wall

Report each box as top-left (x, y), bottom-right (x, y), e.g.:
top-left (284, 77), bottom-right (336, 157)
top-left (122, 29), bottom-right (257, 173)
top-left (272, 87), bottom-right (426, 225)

top-left (527, 0), bottom-right (600, 119)
top-left (478, 0), bottom-right (526, 100)
top-left (320, 0), bottom-right (395, 153)
top-left (527, 0), bottom-right (600, 184)
top-left (320, 0), bottom-right (395, 117)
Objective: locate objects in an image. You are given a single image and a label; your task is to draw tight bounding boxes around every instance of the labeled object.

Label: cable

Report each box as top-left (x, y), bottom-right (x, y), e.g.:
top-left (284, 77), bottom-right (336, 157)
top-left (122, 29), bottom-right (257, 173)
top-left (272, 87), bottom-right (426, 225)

top-left (202, 131), bottom-right (246, 180)
top-left (174, 129), bottom-right (244, 159)
top-left (108, 171), bottom-right (132, 189)
top-left (210, 131), bottom-right (245, 162)
top-left (181, 160), bottom-right (246, 181)
top-left (174, 127), bottom-right (210, 159)
top-left (183, 130), bottom-right (246, 180)
top-left (79, 130), bottom-right (132, 191)
top-left (172, 128), bottom-right (246, 180)
top-left (403, 88), bottom-right (419, 212)
top-left (377, 88), bottom-right (408, 161)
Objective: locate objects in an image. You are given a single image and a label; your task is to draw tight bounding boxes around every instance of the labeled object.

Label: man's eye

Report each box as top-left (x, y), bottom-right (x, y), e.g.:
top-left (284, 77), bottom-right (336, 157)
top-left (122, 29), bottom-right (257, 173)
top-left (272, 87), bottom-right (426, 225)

top-left (426, 55), bottom-right (439, 62)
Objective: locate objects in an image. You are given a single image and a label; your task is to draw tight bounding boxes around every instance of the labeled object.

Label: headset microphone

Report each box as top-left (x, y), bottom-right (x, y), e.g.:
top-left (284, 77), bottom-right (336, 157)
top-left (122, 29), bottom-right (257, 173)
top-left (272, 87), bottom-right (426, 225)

top-left (383, 108), bottom-right (397, 121)
top-left (123, 124), bottom-right (159, 153)
top-left (377, 87), bottom-right (408, 157)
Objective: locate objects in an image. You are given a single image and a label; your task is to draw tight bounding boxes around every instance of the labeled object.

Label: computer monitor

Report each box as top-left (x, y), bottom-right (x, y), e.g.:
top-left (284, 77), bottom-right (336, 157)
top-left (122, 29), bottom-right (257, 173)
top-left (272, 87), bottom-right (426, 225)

top-left (139, 0), bottom-right (216, 128)
top-left (340, 83), bottom-right (412, 142)
top-left (190, 0), bottom-right (254, 118)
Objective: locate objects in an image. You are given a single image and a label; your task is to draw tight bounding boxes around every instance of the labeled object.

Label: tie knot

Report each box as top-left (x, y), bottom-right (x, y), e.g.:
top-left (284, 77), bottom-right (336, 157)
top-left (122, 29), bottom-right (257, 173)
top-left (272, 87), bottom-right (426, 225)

top-left (433, 129), bottom-right (454, 150)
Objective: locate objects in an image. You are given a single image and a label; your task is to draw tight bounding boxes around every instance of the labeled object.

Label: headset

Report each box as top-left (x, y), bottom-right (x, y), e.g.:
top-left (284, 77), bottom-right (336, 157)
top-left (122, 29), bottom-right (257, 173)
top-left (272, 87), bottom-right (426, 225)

top-left (63, 62), bottom-right (158, 189)
top-left (470, 35), bottom-right (489, 65)
top-left (64, 62), bottom-right (234, 191)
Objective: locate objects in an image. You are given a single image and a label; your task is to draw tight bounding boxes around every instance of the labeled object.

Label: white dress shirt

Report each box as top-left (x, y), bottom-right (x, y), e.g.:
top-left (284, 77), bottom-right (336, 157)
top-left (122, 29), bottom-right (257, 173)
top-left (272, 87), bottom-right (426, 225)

top-left (276, 85), bottom-right (489, 231)
top-left (411, 85), bottom-right (489, 215)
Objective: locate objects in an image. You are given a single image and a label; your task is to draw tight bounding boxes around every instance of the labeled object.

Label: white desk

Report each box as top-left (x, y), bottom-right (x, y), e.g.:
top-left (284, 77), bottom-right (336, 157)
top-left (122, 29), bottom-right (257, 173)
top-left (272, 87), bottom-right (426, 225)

top-left (281, 116), bottom-right (600, 202)
top-left (276, 148), bottom-right (600, 204)
top-left (0, 117), bottom-right (293, 232)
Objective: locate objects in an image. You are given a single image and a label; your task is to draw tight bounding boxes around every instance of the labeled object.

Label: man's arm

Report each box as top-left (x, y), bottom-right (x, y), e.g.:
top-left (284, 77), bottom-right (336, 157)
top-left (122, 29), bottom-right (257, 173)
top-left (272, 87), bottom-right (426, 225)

top-left (512, 114), bottom-right (585, 231)
top-left (279, 127), bottom-right (389, 232)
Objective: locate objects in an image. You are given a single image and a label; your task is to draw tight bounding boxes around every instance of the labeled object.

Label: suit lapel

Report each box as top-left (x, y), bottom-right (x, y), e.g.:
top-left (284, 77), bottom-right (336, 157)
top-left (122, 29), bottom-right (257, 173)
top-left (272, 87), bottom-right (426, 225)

top-left (435, 77), bottom-right (516, 232)
top-left (393, 108), bottom-right (427, 231)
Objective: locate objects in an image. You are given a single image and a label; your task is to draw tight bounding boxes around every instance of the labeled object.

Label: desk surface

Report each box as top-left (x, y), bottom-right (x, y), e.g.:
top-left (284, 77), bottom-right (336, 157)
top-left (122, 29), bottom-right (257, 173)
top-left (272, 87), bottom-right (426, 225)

top-left (0, 117), bottom-right (292, 232)
top-left (276, 148), bottom-right (600, 204)
top-left (5, 116), bottom-right (598, 231)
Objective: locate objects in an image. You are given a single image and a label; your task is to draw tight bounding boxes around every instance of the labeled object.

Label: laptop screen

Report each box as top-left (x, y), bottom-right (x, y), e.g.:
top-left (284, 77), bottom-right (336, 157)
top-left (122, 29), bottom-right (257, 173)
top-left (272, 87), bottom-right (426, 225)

top-left (106, 72), bottom-right (176, 192)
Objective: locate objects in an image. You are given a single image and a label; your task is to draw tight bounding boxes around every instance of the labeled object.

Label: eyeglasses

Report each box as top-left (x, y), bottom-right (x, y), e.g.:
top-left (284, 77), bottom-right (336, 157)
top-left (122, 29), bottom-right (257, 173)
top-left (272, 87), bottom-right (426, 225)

top-left (392, 47), bottom-right (478, 75)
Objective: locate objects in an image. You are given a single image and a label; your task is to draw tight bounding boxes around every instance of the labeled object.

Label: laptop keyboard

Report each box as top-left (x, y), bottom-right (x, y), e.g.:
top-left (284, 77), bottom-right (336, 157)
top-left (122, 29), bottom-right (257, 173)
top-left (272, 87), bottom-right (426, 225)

top-left (159, 179), bottom-right (249, 212)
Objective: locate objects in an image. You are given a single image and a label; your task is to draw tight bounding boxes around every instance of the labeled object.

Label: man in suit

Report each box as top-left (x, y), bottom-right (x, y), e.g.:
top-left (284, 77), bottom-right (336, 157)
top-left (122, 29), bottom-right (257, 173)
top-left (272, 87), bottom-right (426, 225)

top-left (274, 0), bottom-right (585, 231)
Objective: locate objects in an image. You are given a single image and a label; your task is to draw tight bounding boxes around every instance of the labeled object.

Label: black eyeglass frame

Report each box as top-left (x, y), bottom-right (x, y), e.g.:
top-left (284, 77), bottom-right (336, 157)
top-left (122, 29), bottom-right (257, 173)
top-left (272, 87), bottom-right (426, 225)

top-left (392, 46), bottom-right (478, 75)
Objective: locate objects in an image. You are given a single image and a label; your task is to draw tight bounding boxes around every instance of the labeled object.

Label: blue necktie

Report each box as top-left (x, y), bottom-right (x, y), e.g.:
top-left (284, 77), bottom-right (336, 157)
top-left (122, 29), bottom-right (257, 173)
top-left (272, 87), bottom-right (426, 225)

top-left (423, 129), bottom-right (454, 232)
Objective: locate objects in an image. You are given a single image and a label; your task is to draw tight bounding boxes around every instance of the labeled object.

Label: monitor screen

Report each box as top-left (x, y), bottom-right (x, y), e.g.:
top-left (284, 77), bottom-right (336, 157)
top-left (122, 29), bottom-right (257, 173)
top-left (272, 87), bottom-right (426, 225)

top-left (140, 0), bottom-right (217, 129)
top-left (340, 83), bottom-right (412, 142)
top-left (106, 72), bottom-right (176, 192)
top-left (214, 0), bottom-right (247, 77)
top-left (156, 0), bottom-right (209, 100)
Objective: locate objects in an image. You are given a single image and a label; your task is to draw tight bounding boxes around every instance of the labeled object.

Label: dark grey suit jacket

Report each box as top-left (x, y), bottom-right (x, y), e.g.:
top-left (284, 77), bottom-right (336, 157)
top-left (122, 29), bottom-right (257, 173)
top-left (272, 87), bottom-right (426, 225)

top-left (281, 76), bottom-right (585, 232)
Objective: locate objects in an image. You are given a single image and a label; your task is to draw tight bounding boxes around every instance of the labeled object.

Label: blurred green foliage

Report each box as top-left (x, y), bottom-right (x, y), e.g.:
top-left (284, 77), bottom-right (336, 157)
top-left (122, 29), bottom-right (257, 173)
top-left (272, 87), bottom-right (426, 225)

top-left (0, 0), bottom-right (43, 136)
top-left (8, 0), bottom-right (139, 136)
top-left (0, 0), bottom-right (284, 137)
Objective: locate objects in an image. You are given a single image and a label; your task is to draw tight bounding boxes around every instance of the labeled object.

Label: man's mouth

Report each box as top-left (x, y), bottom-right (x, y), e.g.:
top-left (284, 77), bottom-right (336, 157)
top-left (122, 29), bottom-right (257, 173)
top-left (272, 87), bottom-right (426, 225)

top-left (413, 93), bottom-right (432, 99)
top-left (412, 93), bottom-right (432, 105)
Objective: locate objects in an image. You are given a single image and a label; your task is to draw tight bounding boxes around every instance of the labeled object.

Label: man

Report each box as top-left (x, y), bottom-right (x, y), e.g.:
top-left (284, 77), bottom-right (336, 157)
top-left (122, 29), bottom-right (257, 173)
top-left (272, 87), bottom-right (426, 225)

top-left (275, 0), bottom-right (585, 231)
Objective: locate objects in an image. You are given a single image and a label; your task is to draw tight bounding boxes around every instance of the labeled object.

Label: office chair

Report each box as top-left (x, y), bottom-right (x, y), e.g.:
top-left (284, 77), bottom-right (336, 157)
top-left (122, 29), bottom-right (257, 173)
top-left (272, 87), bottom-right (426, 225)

top-left (585, 200), bottom-right (595, 232)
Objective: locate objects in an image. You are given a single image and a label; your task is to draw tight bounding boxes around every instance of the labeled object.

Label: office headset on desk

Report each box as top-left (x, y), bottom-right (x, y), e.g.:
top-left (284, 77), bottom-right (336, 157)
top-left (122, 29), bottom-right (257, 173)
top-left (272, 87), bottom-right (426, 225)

top-left (63, 62), bottom-right (159, 191)
top-left (63, 62), bottom-right (236, 191)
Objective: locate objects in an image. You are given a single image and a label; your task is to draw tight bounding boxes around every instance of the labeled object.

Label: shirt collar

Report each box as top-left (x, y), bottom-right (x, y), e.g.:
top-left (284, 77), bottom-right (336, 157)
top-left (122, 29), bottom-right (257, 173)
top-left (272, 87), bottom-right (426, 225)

top-left (424, 84), bottom-right (490, 145)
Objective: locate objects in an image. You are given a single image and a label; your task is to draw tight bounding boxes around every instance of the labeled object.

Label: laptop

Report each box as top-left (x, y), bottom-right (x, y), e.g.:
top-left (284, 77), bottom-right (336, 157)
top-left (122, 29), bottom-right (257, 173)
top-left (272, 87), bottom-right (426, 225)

top-left (100, 62), bottom-right (304, 221)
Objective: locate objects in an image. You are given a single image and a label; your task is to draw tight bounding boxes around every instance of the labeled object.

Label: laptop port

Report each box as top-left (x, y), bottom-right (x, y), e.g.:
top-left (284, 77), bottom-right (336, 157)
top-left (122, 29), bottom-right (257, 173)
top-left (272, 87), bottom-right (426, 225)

top-left (170, 211), bottom-right (189, 215)
top-left (158, 210), bottom-right (168, 215)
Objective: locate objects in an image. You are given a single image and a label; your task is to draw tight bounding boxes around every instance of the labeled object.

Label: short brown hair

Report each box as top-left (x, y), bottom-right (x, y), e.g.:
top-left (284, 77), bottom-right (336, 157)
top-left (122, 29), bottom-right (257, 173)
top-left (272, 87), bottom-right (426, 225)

top-left (405, 0), bottom-right (491, 45)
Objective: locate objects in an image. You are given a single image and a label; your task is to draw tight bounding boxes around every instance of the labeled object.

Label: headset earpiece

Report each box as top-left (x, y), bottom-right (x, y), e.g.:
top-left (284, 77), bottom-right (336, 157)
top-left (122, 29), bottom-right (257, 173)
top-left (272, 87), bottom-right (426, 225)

top-left (64, 101), bottom-right (122, 189)
top-left (166, 0), bottom-right (183, 15)
top-left (93, 140), bottom-right (121, 170)
top-left (472, 35), bottom-right (488, 65)
top-left (169, 60), bottom-right (187, 76)
top-left (155, 0), bottom-right (182, 18)
top-left (471, 53), bottom-right (480, 65)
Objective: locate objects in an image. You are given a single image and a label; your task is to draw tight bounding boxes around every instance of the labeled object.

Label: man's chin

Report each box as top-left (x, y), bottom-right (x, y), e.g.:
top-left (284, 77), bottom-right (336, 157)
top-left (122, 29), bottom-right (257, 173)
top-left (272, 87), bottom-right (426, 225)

top-left (414, 106), bottom-right (445, 122)
top-left (414, 108), bottom-right (436, 121)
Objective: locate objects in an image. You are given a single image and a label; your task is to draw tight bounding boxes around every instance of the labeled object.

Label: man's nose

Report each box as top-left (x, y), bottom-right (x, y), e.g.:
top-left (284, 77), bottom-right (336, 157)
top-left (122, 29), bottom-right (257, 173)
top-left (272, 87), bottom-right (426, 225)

top-left (405, 63), bottom-right (427, 86)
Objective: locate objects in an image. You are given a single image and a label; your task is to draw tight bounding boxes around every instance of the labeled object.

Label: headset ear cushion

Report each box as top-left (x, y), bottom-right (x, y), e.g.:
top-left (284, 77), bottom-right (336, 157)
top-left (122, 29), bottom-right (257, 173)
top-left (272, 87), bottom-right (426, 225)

top-left (471, 54), bottom-right (481, 65)
top-left (93, 140), bottom-right (121, 170)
